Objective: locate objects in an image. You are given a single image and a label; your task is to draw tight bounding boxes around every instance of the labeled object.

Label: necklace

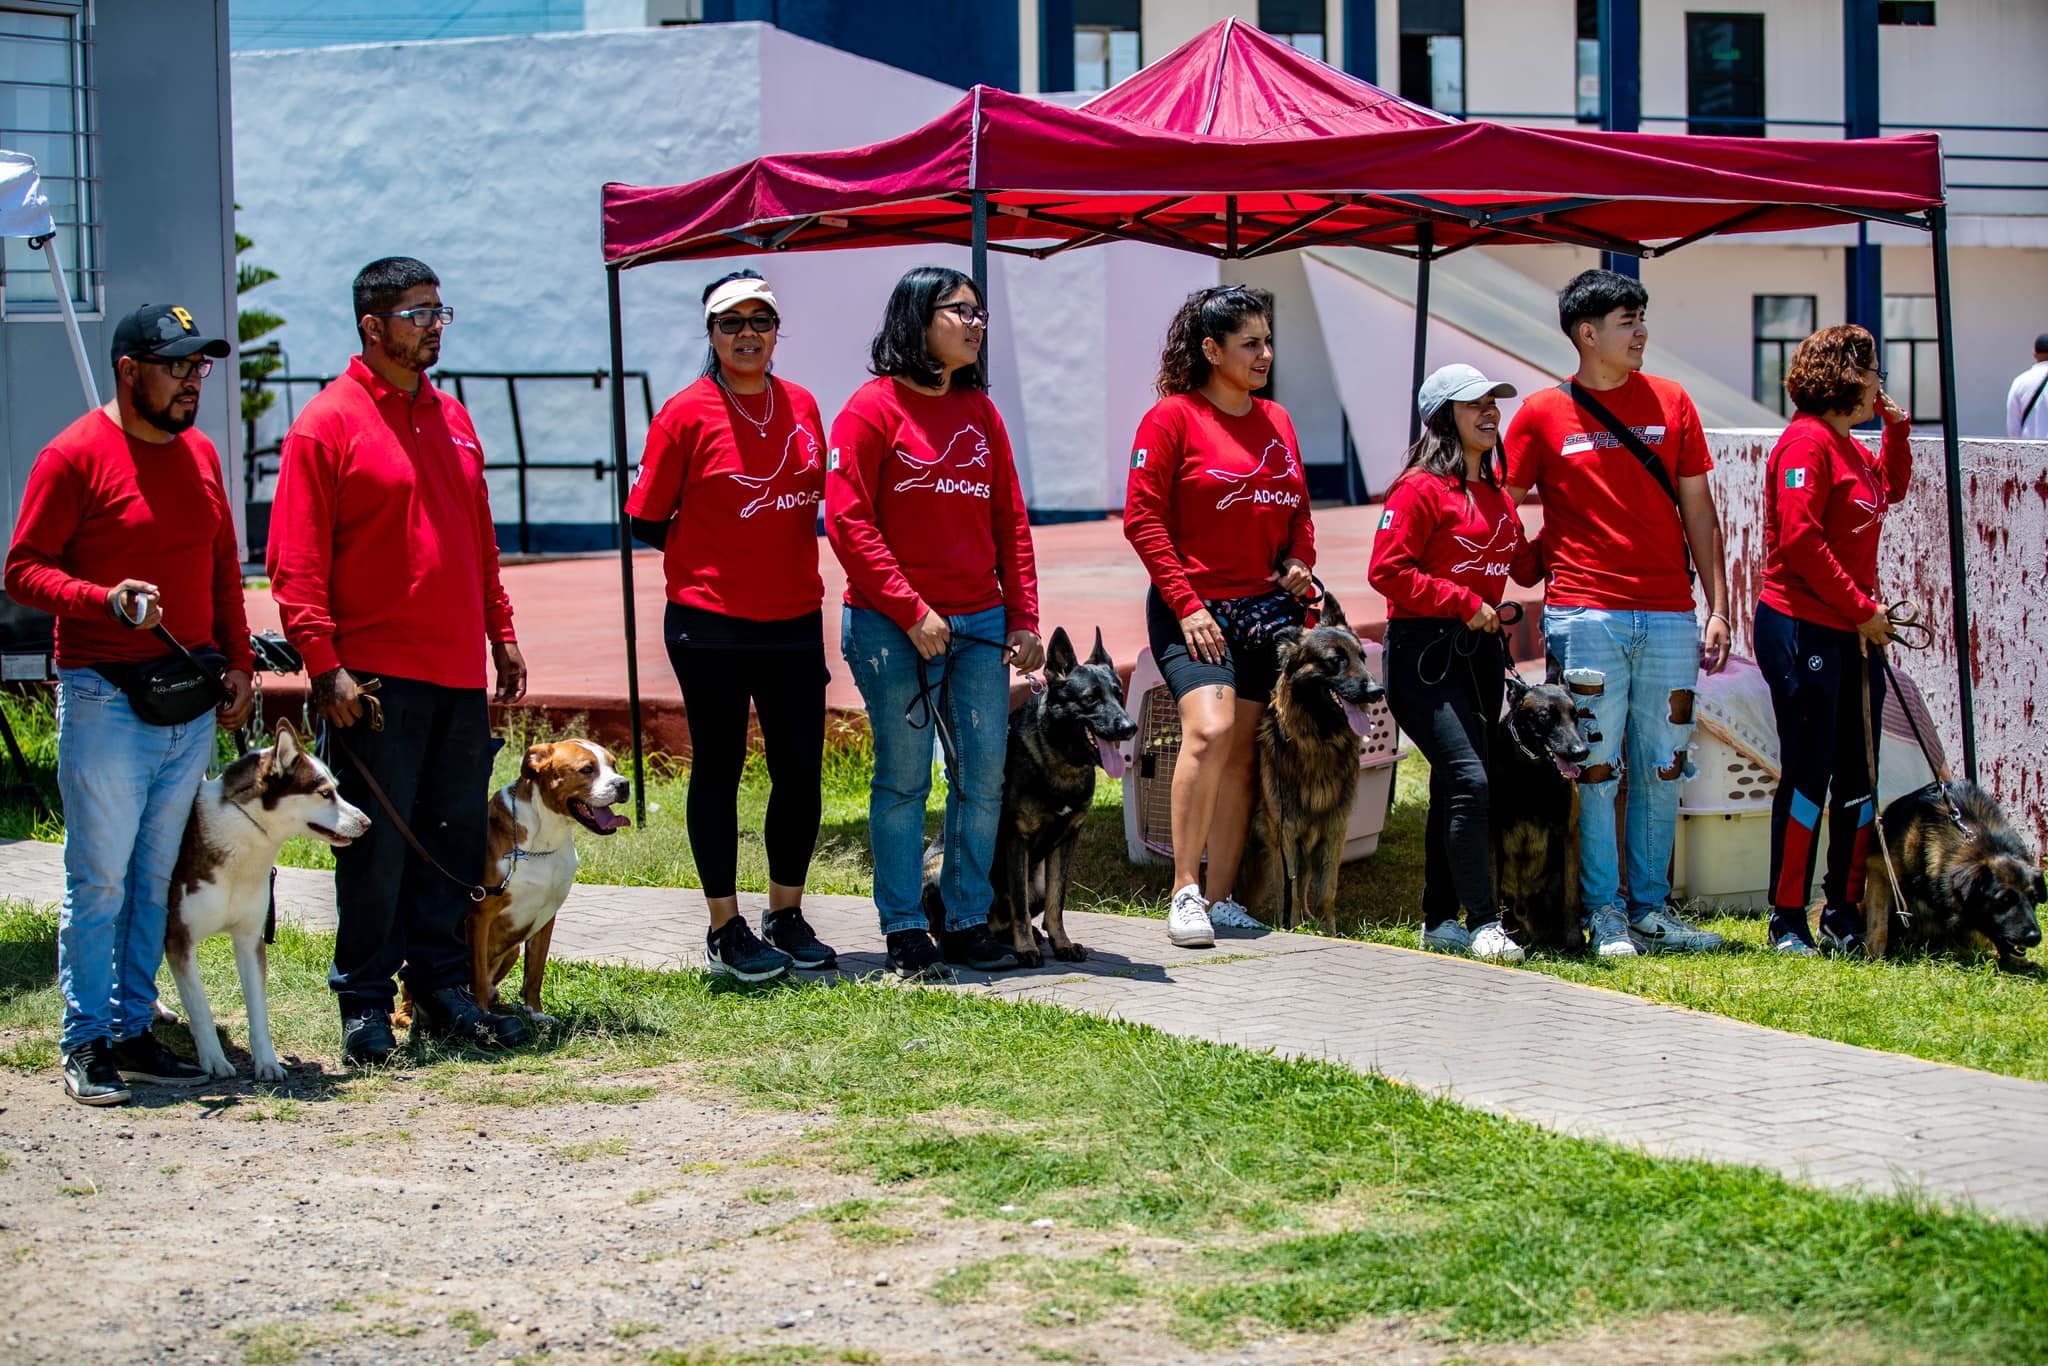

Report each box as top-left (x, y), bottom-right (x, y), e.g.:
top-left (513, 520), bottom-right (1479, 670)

top-left (718, 375), bottom-right (775, 438)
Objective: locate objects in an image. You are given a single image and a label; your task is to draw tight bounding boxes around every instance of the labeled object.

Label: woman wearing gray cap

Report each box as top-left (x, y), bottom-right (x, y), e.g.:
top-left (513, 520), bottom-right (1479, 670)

top-left (1368, 364), bottom-right (1543, 962)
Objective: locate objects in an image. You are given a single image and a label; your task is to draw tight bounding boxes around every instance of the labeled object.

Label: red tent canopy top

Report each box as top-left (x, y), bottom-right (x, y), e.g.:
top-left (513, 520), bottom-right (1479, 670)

top-left (601, 21), bottom-right (1945, 271)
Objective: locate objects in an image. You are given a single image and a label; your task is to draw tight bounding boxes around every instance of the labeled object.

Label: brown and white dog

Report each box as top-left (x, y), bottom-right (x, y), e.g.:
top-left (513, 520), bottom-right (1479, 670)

top-left (453, 740), bottom-right (631, 1025)
top-left (165, 722), bottom-right (370, 1081)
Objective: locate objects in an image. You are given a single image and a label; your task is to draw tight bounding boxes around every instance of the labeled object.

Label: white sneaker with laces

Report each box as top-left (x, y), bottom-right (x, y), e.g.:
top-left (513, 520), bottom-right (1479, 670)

top-left (1468, 920), bottom-right (1526, 964)
top-left (1421, 920), bottom-right (1473, 954)
top-left (1206, 896), bottom-right (1266, 930)
top-left (1166, 884), bottom-right (1215, 947)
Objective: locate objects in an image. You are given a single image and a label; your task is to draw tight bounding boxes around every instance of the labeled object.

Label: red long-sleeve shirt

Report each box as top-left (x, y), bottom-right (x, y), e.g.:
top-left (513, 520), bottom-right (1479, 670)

top-left (824, 378), bottom-right (1038, 634)
top-left (1759, 412), bottom-right (1912, 632)
top-left (266, 357), bottom-right (515, 689)
top-left (5, 409), bottom-right (253, 674)
top-left (1368, 469), bottom-right (1543, 621)
top-left (1123, 393), bottom-right (1316, 618)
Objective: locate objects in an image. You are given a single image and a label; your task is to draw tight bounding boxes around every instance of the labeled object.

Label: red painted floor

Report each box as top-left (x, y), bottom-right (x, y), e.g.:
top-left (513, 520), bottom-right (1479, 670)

top-left (245, 504), bottom-right (1546, 755)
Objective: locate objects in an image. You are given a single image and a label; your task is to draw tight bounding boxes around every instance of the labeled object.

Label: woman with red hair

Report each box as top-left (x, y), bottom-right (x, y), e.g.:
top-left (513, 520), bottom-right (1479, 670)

top-left (1755, 324), bottom-right (1910, 956)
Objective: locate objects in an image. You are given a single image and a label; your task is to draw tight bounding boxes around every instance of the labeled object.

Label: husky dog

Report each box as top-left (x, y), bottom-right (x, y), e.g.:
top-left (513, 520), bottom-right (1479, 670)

top-left (165, 722), bottom-right (369, 1081)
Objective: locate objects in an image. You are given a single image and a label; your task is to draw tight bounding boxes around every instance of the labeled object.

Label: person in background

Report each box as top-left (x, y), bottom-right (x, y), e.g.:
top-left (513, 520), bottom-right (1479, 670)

top-left (1755, 324), bottom-right (1910, 956)
top-left (4, 304), bottom-right (254, 1105)
top-left (268, 257), bottom-right (530, 1064)
top-left (626, 269), bottom-right (836, 983)
top-left (1502, 268), bottom-right (1729, 958)
top-left (1124, 285), bottom-right (1316, 948)
top-left (1370, 364), bottom-right (1543, 964)
top-left (826, 266), bottom-right (1043, 980)
top-left (2005, 331), bottom-right (2048, 440)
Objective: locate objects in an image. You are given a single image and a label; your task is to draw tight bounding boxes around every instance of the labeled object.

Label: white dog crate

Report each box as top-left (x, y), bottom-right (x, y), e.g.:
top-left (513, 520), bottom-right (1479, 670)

top-left (1121, 643), bottom-right (1404, 867)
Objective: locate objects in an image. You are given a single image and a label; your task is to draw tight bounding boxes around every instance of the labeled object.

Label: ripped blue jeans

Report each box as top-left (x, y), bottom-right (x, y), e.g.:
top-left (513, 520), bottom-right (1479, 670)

top-left (1542, 607), bottom-right (1701, 921)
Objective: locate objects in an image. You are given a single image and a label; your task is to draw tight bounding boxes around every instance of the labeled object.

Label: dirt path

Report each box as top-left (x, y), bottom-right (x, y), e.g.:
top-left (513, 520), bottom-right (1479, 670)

top-left (0, 1060), bottom-right (1815, 1366)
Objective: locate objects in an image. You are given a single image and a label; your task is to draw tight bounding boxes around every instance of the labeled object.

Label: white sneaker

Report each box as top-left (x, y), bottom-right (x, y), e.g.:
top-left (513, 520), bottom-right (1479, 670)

top-left (1167, 884), bottom-right (1215, 947)
top-left (1468, 920), bottom-right (1526, 964)
top-left (1206, 897), bottom-right (1266, 930)
top-left (1421, 921), bottom-right (1472, 954)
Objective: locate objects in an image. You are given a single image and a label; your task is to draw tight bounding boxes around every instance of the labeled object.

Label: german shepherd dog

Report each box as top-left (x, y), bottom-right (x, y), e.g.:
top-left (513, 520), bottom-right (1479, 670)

top-left (1863, 780), bottom-right (2044, 964)
top-left (1491, 675), bottom-right (1591, 951)
top-left (1241, 594), bottom-right (1385, 933)
top-left (922, 628), bottom-right (1137, 967)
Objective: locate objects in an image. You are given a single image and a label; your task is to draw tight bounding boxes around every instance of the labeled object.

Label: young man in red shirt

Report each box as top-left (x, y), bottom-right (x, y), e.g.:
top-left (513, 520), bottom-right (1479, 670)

top-left (1502, 270), bottom-right (1731, 957)
top-left (5, 304), bottom-right (254, 1104)
top-left (268, 258), bottom-right (531, 1062)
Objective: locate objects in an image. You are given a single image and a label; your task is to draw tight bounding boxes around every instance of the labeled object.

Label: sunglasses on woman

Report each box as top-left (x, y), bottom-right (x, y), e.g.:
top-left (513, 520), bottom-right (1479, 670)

top-left (713, 314), bottom-right (780, 335)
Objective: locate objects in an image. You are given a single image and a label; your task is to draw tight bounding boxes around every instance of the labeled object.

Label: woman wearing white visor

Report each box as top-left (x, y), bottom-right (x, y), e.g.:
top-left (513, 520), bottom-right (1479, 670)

top-left (1368, 364), bottom-right (1545, 962)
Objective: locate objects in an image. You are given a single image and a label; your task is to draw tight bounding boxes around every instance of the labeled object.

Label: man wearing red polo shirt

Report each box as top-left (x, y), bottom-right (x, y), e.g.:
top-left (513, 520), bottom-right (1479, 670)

top-left (268, 257), bottom-right (530, 1064)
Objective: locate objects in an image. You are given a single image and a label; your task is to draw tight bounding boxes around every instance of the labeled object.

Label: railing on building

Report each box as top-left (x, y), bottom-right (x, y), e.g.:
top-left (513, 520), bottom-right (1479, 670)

top-left (242, 368), bottom-right (656, 557)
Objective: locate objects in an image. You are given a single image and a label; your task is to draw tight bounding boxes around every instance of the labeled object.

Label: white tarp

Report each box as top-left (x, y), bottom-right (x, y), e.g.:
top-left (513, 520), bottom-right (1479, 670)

top-left (0, 150), bottom-right (55, 239)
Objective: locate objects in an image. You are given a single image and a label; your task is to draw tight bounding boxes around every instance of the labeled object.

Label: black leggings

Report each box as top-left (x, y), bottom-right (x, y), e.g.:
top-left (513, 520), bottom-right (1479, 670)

top-left (1383, 618), bottom-right (1504, 930)
top-left (665, 610), bottom-right (828, 901)
top-left (1755, 602), bottom-right (1885, 945)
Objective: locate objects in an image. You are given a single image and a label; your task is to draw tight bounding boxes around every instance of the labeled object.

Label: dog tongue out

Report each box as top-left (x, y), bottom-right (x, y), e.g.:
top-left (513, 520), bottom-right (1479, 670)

top-left (1097, 738), bottom-right (1129, 780)
top-left (587, 804), bottom-right (631, 832)
top-left (1342, 701), bottom-right (1374, 737)
top-left (1553, 757), bottom-right (1582, 780)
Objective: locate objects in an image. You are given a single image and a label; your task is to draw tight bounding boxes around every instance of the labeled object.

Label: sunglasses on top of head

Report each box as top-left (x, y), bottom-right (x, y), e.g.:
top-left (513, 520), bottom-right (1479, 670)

top-left (713, 313), bottom-right (780, 335)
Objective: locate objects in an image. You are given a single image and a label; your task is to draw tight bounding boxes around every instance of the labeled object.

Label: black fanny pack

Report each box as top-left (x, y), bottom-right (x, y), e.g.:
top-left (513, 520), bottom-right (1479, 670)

top-left (92, 627), bottom-right (227, 727)
top-left (1204, 585), bottom-right (1312, 654)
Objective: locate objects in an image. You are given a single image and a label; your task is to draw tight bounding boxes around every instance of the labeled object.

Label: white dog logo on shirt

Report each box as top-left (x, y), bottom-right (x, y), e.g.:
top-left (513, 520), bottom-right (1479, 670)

top-left (1450, 513), bottom-right (1519, 578)
top-left (731, 425), bottom-right (823, 518)
top-left (891, 425), bottom-right (992, 497)
top-left (1207, 439), bottom-right (1300, 510)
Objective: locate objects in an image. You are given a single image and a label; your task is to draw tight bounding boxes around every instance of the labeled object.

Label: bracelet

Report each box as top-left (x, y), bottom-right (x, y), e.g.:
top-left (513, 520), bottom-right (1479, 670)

top-left (1707, 611), bottom-right (1730, 625)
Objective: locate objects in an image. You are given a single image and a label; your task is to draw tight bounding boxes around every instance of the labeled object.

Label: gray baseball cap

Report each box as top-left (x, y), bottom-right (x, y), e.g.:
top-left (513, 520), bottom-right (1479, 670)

top-left (1418, 363), bottom-right (1516, 422)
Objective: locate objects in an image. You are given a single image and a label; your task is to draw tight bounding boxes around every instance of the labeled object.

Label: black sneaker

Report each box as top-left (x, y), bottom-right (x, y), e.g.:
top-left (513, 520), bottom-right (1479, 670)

top-left (938, 922), bottom-right (1019, 972)
top-left (108, 1029), bottom-right (209, 1086)
top-left (706, 916), bottom-right (793, 983)
top-left (763, 908), bottom-right (838, 971)
top-left (61, 1039), bottom-right (130, 1107)
top-left (410, 986), bottom-right (530, 1049)
top-left (341, 1007), bottom-right (398, 1066)
top-left (1818, 905), bottom-right (1866, 958)
top-left (884, 929), bottom-right (952, 982)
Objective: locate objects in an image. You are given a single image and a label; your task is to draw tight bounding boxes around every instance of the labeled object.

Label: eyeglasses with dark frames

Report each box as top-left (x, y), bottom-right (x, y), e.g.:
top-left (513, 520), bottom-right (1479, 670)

top-left (372, 306), bottom-right (455, 328)
top-left (134, 356), bottom-right (214, 381)
top-left (712, 314), bottom-right (780, 335)
top-left (936, 301), bottom-right (990, 327)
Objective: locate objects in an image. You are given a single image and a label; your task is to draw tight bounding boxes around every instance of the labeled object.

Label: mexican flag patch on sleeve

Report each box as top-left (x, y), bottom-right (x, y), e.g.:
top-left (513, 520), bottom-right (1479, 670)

top-left (1785, 467), bottom-right (1807, 489)
top-left (1131, 447), bottom-right (1147, 469)
top-left (826, 447), bottom-right (841, 472)
top-left (1378, 509), bottom-right (1396, 530)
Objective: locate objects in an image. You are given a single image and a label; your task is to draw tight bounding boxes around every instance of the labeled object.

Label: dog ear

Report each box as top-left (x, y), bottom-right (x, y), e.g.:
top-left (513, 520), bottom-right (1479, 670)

top-left (522, 743), bottom-right (551, 784)
top-left (1318, 591), bottom-right (1347, 630)
top-left (1948, 857), bottom-right (1989, 909)
top-left (1087, 626), bottom-right (1112, 667)
top-left (1045, 627), bottom-right (1077, 680)
top-left (2032, 867), bottom-right (2046, 907)
top-left (1544, 652), bottom-right (1563, 685)
top-left (1271, 625), bottom-right (1305, 666)
top-left (272, 724), bottom-right (300, 768)
top-left (1504, 671), bottom-right (1531, 702)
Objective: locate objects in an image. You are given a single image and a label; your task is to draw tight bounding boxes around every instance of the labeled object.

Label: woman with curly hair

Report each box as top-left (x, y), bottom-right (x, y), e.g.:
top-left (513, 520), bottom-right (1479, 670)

top-left (1124, 284), bottom-right (1315, 947)
top-left (1756, 323), bottom-right (1911, 956)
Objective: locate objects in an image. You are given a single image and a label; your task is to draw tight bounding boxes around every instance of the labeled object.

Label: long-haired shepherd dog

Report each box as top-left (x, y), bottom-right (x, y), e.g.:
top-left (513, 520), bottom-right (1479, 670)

top-left (923, 627), bottom-right (1136, 967)
top-left (1863, 780), bottom-right (2044, 964)
top-left (1241, 594), bottom-right (1385, 933)
top-left (1492, 673), bottom-right (1592, 951)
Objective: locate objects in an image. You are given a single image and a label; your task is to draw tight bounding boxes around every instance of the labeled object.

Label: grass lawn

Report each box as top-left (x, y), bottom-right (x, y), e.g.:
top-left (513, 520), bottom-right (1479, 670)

top-left (1, 898), bottom-right (2043, 1362)
top-left (3, 684), bottom-right (2044, 1084)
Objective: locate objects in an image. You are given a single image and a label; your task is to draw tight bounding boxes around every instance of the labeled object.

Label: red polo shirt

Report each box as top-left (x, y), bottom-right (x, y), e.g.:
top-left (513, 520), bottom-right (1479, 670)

top-left (266, 356), bottom-right (515, 689)
top-left (5, 409), bottom-right (254, 674)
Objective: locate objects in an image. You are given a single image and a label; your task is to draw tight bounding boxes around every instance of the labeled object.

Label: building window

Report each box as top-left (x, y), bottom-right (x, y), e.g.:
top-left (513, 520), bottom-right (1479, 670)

top-left (1686, 12), bottom-right (1765, 137)
top-left (1074, 0), bottom-right (1140, 94)
top-left (1753, 295), bottom-right (1815, 418)
top-left (1576, 0), bottom-right (1600, 123)
top-left (1884, 294), bottom-right (1942, 423)
top-left (1878, 2), bottom-right (1935, 24)
top-left (1260, 0), bottom-right (1325, 60)
top-left (1399, 0), bottom-right (1464, 116)
top-left (0, 3), bottom-right (97, 314)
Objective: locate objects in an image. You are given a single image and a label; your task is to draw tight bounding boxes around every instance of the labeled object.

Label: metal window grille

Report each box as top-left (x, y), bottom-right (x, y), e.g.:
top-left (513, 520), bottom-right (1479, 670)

top-left (1883, 294), bottom-right (1943, 424)
top-left (0, 1), bottom-right (98, 316)
top-left (1752, 294), bottom-right (1815, 418)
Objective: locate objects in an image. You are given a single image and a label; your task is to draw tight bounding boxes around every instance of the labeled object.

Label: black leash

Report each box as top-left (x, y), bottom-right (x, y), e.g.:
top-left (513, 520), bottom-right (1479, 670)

top-left (908, 629), bottom-right (1018, 790)
top-left (325, 685), bottom-right (510, 903)
top-left (1416, 600), bottom-right (1524, 687)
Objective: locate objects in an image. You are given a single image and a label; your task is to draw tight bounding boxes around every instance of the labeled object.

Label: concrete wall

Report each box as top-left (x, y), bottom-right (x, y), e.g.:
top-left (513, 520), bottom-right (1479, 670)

top-left (2, 0), bottom-right (239, 550)
top-left (1707, 429), bottom-right (2047, 853)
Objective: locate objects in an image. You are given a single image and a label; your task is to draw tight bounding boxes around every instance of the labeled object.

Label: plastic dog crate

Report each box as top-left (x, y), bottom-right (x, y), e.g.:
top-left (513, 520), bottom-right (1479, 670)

top-left (1120, 643), bottom-right (1404, 867)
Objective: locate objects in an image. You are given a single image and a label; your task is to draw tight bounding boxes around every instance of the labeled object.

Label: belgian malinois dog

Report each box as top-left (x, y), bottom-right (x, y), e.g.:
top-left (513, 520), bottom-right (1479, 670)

top-left (1241, 595), bottom-right (1385, 933)
top-left (922, 627), bottom-right (1136, 967)
top-left (1492, 674), bottom-right (1592, 951)
top-left (1864, 780), bottom-right (2044, 964)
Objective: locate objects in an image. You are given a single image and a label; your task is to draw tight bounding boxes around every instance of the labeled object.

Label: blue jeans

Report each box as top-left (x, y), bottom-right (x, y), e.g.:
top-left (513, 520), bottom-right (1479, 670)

top-left (842, 605), bottom-right (1009, 935)
top-left (1542, 608), bottom-right (1700, 920)
top-left (54, 668), bottom-right (216, 1052)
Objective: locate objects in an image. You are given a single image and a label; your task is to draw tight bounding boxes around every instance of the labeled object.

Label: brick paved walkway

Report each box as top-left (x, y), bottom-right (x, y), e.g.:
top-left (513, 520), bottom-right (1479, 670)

top-left (7, 836), bottom-right (2045, 1223)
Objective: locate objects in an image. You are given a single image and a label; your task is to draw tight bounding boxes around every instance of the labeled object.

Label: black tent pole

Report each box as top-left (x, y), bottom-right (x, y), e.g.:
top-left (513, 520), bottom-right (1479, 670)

top-left (1407, 224), bottom-right (1434, 447)
top-left (1927, 205), bottom-right (1977, 783)
top-left (606, 262), bottom-right (647, 824)
top-left (971, 189), bottom-right (988, 302)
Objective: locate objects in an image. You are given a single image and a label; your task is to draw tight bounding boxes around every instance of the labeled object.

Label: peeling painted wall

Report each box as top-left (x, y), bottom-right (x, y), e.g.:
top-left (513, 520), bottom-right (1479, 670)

top-left (1708, 430), bottom-right (2048, 853)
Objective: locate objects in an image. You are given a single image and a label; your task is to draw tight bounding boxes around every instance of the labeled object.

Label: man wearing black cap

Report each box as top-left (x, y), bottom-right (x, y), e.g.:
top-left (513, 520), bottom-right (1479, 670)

top-left (2005, 333), bottom-right (2048, 440)
top-left (4, 304), bottom-right (255, 1106)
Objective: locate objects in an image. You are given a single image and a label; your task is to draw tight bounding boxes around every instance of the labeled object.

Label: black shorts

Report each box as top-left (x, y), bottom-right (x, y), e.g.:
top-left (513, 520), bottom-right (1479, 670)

top-left (1145, 584), bottom-right (1285, 706)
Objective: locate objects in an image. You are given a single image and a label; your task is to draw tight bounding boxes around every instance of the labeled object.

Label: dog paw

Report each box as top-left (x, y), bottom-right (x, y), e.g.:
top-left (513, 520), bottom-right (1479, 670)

top-left (522, 1010), bottom-right (560, 1027)
top-left (1014, 949), bottom-right (1044, 969)
top-left (252, 1058), bottom-right (286, 1083)
top-left (202, 1057), bottom-right (237, 1081)
top-left (1053, 941), bottom-right (1088, 962)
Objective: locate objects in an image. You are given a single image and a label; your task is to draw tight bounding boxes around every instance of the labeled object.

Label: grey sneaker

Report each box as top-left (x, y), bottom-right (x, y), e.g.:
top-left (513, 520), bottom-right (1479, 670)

top-left (1629, 906), bottom-right (1725, 954)
top-left (1206, 897), bottom-right (1267, 930)
top-left (1421, 920), bottom-right (1472, 954)
top-left (1166, 885), bottom-right (1214, 948)
top-left (1587, 906), bottom-right (1639, 958)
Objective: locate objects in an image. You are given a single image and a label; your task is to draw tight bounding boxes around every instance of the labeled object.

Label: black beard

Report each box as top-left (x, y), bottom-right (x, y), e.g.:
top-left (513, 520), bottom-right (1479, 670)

top-left (134, 390), bottom-right (197, 435)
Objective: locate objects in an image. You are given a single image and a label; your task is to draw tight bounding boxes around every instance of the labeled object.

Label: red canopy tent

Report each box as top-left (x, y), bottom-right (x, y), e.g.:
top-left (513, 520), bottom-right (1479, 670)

top-left (595, 19), bottom-right (1969, 812)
